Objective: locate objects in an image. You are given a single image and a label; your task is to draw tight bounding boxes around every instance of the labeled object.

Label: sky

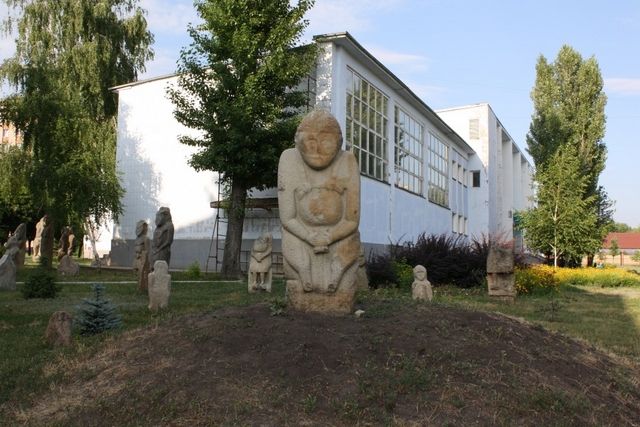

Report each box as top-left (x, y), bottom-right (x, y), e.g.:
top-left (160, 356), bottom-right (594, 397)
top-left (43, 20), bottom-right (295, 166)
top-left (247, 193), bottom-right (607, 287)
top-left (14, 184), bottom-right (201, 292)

top-left (1, 0), bottom-right (639, 227)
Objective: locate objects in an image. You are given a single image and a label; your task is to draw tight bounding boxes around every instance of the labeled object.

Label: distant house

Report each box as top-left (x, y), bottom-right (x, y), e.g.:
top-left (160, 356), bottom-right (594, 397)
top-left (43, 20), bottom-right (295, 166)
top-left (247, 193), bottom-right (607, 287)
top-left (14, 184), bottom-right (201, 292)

top-left (602, 232), bottom-right (640, 265)
top-left (1, 122), bottom-right (23, 147)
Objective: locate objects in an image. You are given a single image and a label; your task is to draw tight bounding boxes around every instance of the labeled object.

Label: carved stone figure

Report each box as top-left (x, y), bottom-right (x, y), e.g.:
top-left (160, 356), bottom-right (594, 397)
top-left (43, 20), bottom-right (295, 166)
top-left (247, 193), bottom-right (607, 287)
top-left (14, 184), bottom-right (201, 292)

top-left (33, 215), bottom-right (54, 266)
top-left (0, 244), bottom-right (18, 291)
top-left (148, 260), bottom-right (171, 311)
top-left (248, 232), bottom-right (273, 293)
top-left (151, 207), bottom-right (174, 269)
top-left (57, 226), bottom-right (71, 261)
top-left (355, 244), bottom-right (369, 291)
top-left (44, 311), bottom-right (73, 347)
top-left (134, 220), bottom-right (151, 292)
top-left (4, 223), bottom-right (26, 269)
top-left (487, 245), bottom-right (516, 301)
top-left (67, 230), bottom-right (76, 256)
top-left (57, 254), bottom-right (80, 276)
top-left (278, 110), bottom-right (361, 314)
top-left (411, 265), bottom-right (433, 302)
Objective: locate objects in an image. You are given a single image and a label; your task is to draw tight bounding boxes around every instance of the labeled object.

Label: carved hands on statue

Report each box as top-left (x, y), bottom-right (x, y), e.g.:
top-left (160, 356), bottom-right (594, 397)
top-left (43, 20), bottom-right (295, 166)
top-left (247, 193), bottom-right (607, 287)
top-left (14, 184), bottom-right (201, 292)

top-left (310, 230), bottom-right (330, 254)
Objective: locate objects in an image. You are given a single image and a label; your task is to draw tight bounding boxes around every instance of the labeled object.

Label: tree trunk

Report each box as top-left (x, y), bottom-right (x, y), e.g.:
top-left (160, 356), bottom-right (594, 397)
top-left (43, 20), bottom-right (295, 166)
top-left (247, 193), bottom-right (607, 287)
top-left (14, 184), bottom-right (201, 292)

top-left (84, 219), bottom-right (102, 268)
top-left (221, 179), bottom-right (247, 278)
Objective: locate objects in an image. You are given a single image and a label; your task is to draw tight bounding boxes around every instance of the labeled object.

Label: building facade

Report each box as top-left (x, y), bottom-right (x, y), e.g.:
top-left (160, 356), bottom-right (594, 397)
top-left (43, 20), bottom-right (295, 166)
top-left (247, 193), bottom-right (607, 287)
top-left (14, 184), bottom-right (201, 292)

top-left (107, 32), bottom-right (533, 269)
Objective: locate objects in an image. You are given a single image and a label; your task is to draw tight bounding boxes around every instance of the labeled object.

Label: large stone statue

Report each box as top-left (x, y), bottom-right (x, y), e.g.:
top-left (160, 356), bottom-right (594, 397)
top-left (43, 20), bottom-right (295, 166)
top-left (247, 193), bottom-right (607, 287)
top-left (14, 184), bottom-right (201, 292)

top-left (487, 244), bottom-right (516, 301)
top-left (248, 232), bottom-right (273, 293)
top-left (148, 260), bottom-right (171, 311)
top-left (0, 243), bottom-right (18, 291)
top-left (151, 207), bottom-right (174, 269)
top-left (411, 265), bottom-right (433, 302)
top-left (4, 223), bottom-right (26, 269)
top-left (134, 220), bottom-right (151, 292)
top-left (278, 110), bottom-right (361, 314)
top-left (33, 215), bottom-right (54, 266)
top-left (57, 226), bottom-right (71, 261)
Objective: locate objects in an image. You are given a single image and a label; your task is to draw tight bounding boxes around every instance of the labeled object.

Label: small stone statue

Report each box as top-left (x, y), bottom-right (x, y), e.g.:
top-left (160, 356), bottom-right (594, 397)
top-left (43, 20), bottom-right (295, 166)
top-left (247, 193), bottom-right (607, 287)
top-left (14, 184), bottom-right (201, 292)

top-left (248, 232), bottom-right (273, 293)
top-left (57, 226), bottom-right (71, 261)
top-left (134, 220), bottom-right (151, 292)
top-left (0, 244), bottom-right (18, 291)
top-left (57, 255), bottom-right (80, 276)
top-left (278, 110), bottom-right (361, 314)
top-left (67, 230), bottom-right (76, 256)
top-left (355, 244), bottom-right (369, 291)
top-left (33, 215), bottom-right (53, 266)
top-left (4, 223), bottom-right (26, 269)
top-left (411, 265), bottom-right (433, 302)
top-left (487, 244), bottom-right (516, 301)
top-left (148, 260), bottom-right (171, 311)
top-left (44, 311), bottom-right (73, 347)
top-left (151, 207), bottom-right (174, 269)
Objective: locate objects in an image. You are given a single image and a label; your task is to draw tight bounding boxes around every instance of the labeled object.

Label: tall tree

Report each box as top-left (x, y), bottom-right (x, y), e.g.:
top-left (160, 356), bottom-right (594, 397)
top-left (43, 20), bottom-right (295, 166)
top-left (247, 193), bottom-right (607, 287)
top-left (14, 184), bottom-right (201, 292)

top-left (167, 0), bottom-right (317, 277)
top-left (525, 45), bottom-right (610, 262)
top-left (0, 0), bottom-right (154, 229)
top-left (522, 146), bottom-right (599, 268)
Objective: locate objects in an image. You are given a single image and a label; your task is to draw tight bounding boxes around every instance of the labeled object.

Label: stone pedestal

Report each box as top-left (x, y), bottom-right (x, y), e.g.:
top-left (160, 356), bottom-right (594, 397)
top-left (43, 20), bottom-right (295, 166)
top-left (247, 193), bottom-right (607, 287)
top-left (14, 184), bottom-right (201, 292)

top-left (487, 245), bottom-right (515, 301)
top-left (286, 280), bottom-right (356, 315)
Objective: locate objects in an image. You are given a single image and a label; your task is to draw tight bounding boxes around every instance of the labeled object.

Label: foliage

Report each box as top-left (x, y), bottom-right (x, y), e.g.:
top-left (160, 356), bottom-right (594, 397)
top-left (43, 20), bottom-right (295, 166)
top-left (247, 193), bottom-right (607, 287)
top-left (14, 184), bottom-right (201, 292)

top-left (185, 261), bottom-right (201, 279)
top-left (391, 259), bottom-right (414, 289)
top-left (0, 145), bottom-right (36, 226)
top-left (0, 0), bottom-right (154, 227)
top-left (167, 0), bottom-right (317, 276)
top-left (632, 251), bottom-right (640, 263)
top-left (269, 297), bottom-right (287, 316)
top-left (609, 239), bottom-right (620, 260)
top-left (366, 233), bottom-right (494, 288)
top-left (75, 284), bottom-right (122, 336)
top-left (515, 266), bottom-right (559, 295)
top-left (20, 263), bottom-right (59, 299)
top-left (522, 146), bottom-right (599, 267)
top-left (525, 44), bottom-right (610, 262)
top-left (550, 266), bottom-right (640, 288)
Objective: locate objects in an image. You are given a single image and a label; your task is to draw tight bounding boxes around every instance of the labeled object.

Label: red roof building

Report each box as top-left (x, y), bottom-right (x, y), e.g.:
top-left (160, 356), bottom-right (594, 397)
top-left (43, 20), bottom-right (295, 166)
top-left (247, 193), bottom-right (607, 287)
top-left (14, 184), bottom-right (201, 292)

top-left (603, 233), bottom-right (640, 251)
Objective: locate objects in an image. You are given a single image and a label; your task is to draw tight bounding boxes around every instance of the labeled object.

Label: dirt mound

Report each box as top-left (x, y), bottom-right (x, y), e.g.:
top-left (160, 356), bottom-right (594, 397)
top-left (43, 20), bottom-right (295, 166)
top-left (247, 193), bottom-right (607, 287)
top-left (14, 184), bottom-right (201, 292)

top-left (8, 300), bottom-right (640, 426)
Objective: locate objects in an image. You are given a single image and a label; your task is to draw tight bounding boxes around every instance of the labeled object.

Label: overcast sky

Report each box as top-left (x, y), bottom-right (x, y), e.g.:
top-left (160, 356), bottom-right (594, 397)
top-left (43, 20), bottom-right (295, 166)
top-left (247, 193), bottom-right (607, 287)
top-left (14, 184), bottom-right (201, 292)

top-left (2, 0), bottom-right (639, 226)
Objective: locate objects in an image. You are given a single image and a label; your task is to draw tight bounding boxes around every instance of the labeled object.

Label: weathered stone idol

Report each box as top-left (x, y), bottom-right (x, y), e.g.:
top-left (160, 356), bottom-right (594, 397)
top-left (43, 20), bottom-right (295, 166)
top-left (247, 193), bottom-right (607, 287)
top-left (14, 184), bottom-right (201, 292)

top-left (0, 244), bottom-right (18, 291)
top-left (355, 244), bottom-right (369, 291)
top-left (148, 260), bottom-right (171, 311)
top-left (151, 207), bottom-right (174, 269)
top-left (57, 226), bottom-right (71, 261)
top-left (134, 220), bottom-right (151, 292)
top-left (57, 254), bottom-right (80, 276)
top-left (278, 110), bottom-right (361, 315)
top-left (487, 245), bottom-right (516, 300)
top-left (4, 223), bottom-right (26, 269)
top-left (33, 215), bottom-right (54, 266)
top-left (248, 232), bottom-right (273, 293)
top-left (411, 265), bottom-right (433, 302)
top-left (44, 311), bottom-right (73, 347)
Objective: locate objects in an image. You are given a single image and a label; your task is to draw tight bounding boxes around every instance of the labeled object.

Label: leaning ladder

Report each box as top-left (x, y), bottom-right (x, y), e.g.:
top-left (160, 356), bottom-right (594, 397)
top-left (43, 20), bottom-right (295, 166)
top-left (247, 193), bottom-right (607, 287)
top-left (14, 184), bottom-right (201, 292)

top-left (205, 181), bottom-right (227, 273)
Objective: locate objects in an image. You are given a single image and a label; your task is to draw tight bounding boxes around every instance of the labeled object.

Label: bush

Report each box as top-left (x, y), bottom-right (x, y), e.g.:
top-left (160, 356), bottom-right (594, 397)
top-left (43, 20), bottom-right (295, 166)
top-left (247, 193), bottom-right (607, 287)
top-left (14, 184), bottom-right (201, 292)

top-left (515, 266), bottom-right (559, 295)
top-left (185, 261), bottom-right (201, 279)
top-left (75, 284), bottom-right (122, 336)
top-left (553, 266), bottom-right (640, 288)
top-left (392, 259), bottom-right (414, 289)
top-left (21, 266), bottom-right (60, 299)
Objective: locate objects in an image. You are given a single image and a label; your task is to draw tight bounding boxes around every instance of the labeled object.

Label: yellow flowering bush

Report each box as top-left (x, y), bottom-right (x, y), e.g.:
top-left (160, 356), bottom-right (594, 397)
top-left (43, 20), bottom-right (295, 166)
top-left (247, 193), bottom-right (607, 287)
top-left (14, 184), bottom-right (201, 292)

top-left (515, 266), bottom-right (559, 295)
top-left (552, 266), bottom-right (640, 287)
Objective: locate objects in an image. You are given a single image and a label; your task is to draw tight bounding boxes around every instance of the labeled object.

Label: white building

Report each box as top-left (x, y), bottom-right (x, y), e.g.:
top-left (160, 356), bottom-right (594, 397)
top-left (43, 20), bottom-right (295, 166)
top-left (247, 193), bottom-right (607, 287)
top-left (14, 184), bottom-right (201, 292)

top-left (106, 32), bottom-right (533, 269)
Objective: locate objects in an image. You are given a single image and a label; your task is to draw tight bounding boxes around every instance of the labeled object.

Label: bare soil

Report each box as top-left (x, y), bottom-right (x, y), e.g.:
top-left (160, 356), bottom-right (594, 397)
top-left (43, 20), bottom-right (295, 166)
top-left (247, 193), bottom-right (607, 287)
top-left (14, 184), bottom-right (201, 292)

top-left (6, 298), bottom-right (640, 426)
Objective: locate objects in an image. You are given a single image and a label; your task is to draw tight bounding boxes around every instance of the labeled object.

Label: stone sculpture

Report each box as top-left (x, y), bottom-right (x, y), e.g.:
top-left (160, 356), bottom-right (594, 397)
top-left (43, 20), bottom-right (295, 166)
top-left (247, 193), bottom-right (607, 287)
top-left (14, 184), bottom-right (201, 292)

top-left (355, 244), bottom-right (369, 291)
top-left (57, 254), bottom-right (80, 276)
top-left (44, 311), bottom-right (73, 347)
top-left (278, 110), bottom-right (361, 314)
top-left (148, 260), bottom-right (171, 311)
top-left (67, 230), bottom-right (76, 256)
top-left (487, 244), bottom-right (516, 301)
top-left (411, 265), bottom-right (433, 302)
top-left (33, 215), bottom-right (53, 266)
top-left (151, 207), bottom-right (174, 269)
top-left (248, 232), bottom-right (273, 293)
top-left (4, 223), bottom-right (26, 268)
top-left (0, 244), bottom-right (18, 291)
top-left (57, 226), bottom-right (71, 261)
top-left (134, 220), bottom-right (151, 292)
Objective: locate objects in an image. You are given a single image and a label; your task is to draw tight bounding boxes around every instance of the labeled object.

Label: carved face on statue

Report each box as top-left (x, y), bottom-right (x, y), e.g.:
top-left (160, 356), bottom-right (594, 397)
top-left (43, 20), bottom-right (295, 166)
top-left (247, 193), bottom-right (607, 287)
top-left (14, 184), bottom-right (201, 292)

top-left (413, 265), bottom-right (427, 281)
top-left (155, 207), bottom-right (171, 227)
top-left (295, 110), bottom-right (342, 170)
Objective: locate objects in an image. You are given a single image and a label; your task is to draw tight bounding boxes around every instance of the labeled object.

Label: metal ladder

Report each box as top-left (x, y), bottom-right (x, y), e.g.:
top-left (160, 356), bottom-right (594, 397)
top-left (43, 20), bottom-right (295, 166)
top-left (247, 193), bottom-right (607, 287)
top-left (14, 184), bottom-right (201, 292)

top-left (205, 181), bottom-right (226, 273)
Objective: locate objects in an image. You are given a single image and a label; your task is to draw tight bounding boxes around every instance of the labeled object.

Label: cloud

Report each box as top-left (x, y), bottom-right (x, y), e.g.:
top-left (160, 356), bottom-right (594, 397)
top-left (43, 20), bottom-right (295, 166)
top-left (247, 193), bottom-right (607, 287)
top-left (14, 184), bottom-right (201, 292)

top-left (368, 46), bottom-right (429, 73)
top-left (139, 0), bottom-right (201, 35)
top-left (139, 48), bottom-right (178, 80)
top-left (604, 78), bottom-right (640, 95)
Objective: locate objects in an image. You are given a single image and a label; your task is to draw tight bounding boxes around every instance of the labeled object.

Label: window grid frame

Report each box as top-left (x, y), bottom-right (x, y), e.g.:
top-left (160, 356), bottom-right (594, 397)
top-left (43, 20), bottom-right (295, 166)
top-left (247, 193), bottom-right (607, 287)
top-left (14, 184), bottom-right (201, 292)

top-left (428, 132), bottom-right (449, 207)
top-left (393, 106), bottom-right (424, 195)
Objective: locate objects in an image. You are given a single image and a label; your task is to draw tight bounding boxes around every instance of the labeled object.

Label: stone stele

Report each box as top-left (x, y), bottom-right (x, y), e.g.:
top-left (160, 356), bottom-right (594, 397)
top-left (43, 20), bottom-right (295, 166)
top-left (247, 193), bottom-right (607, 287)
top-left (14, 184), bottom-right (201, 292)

top-left (148, 260), bottom-right (171, 311)
top-left (44, 311), bottom-right (73, 347)
top-left (57, 226), bottom-right (71, 261)
top-left (134, 220), bottom-right (151, 292)
top-left (4, 223), bottom-right (27, 269)
top-left (355, 243), bottom-right (369, 291)
top-left (278, 110), bottom-right (361, 315)
top-left (33, 214), bottom-right (54, 266)
top-left (151, 207), bottom-right (174, 269)
top-left (411, 265), bottom-right (433, 302)
top-left (57, 254), bottom-right (80, 276)
top-left (248, 232), bottom-right (273, 293)
top-left (0, 244), bottom-right (18, 291)
top-left (486, 245), bottom-right (516, 300)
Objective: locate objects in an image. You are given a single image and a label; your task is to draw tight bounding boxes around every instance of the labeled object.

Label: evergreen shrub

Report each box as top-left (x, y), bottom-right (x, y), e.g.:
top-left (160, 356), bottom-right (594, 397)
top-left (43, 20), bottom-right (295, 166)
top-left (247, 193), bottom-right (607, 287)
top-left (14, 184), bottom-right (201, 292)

top-left (75, 284), bottom-right (122, 336)
top-left (21, 261), bottom-right (60, 299)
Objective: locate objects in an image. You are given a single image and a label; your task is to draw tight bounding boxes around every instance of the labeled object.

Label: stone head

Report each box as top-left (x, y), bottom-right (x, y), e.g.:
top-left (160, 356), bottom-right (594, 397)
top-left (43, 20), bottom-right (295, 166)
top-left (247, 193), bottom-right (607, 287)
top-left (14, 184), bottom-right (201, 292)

top-left (14, 223), bottom-right (26, 240)
top-left (154, 260), bottom-right (169, 274)
top-left (135, 220), bottom-right (148, 237)
top-left (155, 207), bottom-right (172, 227)
top-left (295, 110), bottom-right (342, 170)
top-left (413, 265), bottom-right (427, 281)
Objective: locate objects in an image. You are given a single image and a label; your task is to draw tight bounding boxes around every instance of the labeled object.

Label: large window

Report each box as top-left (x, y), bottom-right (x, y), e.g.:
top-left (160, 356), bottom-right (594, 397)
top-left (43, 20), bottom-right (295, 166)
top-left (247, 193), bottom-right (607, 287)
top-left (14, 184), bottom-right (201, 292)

top-left (394, 107), bottom-right (423, 194)
top-left (345, 69), bottom-right (389, 181)
top-left (428, 133), bottom-right (449, 206)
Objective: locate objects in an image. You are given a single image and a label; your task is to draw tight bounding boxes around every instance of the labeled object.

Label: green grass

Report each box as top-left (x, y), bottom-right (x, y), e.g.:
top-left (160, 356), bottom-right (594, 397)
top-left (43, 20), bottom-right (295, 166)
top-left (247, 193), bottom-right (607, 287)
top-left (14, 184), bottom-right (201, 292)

top-left (0, 278), bottom-right (283, 406)
top-left (433, 284), bottom-right (640, 360)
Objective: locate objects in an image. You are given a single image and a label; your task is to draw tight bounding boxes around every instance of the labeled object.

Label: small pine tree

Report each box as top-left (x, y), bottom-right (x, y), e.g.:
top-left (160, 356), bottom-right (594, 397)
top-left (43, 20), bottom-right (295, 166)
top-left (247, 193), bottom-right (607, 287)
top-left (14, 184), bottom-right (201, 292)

top-left (75, 284), bottom-right (122, 336)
